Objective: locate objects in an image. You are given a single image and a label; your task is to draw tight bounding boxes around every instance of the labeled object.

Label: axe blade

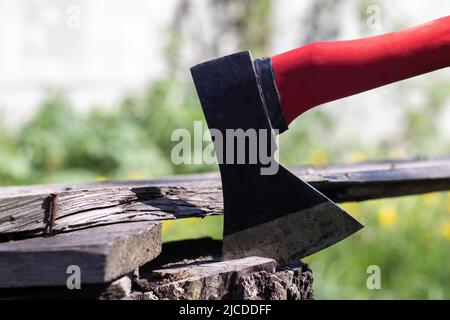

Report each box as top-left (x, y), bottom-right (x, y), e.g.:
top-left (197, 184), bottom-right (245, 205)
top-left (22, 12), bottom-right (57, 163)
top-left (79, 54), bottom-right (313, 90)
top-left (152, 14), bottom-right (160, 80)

top-left (191, 51), bottom-right (363, 264)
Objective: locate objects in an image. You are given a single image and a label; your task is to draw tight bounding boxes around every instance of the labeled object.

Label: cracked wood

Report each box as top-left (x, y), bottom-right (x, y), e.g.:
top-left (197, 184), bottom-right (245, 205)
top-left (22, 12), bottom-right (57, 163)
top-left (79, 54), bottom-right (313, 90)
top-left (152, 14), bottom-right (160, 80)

top-left (1, 158), bottom-right (450, 237)
top-left (0, 221), bottom-right (162, 288)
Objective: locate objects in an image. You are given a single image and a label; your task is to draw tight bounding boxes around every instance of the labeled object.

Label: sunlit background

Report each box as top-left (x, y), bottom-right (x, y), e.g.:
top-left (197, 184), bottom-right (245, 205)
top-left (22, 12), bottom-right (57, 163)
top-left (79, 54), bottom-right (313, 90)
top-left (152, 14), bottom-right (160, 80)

top-left (0, 0), bottom-right (449, 299)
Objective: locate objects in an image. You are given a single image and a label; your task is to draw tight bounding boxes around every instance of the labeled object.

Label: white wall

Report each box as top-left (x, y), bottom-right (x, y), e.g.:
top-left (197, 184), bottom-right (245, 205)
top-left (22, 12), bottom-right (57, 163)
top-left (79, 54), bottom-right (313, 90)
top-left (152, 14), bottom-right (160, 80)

top-left (0, 0), bottom-right (178, 126)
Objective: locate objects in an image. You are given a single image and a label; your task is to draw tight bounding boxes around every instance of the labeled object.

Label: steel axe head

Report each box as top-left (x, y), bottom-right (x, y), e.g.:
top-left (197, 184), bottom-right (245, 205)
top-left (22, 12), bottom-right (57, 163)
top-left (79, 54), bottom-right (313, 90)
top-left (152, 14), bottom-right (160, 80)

top-left (191, 51), bottom-right (363, 265)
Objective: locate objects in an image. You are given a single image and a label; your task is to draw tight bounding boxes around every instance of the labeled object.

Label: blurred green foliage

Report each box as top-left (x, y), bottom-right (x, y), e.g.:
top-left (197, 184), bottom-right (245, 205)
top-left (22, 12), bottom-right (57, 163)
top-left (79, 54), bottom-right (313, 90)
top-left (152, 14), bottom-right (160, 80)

top-left (0, 79), bottom-right (215, 185)
top-left (1, 0), bottom-right (450, 300)
top-left (311, 195), bottom-right (450, 299)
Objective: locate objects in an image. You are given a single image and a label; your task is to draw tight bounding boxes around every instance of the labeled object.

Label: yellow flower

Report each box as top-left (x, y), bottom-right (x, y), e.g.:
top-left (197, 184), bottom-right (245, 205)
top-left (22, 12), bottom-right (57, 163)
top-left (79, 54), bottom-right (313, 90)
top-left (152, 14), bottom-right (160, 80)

top-left (186, 218), bottom-right (199, 225)
top-left (423, 193), bottom-right (440, 206)
top-left (127, 172), bottom-right (144, 180)
top-left (310, 150), bottom-right (329, 165)
top-left (389, 148), bottom-right (407, 159)
top-left (378, 205), bottom-right (398, 227)
top-left (447, 193), bottom-right (450, 213)
top-left (440, 221), bottom-right (450, 240)
top-left (96, 176), bottom-right (109, 182)
top-left (162, 220), bottom-right (175, 233)
top-left (368, 199), bottom-right (382, 207)
top-left (341, 202), bottom-right (361, 219)
top-left (348, 151), bottom-right (366, 163)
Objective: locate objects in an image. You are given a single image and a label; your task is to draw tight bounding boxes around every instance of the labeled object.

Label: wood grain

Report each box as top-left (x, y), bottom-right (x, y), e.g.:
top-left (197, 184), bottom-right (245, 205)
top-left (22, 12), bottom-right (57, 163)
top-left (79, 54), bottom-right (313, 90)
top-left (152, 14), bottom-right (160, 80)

top-left (0, 238), bottom-right (313, 299)
top-left (0, 221), bottom-right (161, 288)
top-left (1, 158), bottom-right (450, 237)
top-left (135, 238), bottom-right (313, 300)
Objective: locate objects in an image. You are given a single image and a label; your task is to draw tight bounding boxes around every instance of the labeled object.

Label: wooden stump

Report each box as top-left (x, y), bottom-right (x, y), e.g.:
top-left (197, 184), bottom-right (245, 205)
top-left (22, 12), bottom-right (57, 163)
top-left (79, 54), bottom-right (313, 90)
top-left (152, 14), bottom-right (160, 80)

top-left (130, 259), bottom-right (313, 300)
top-left (129, 238), bottom-right (314, 300)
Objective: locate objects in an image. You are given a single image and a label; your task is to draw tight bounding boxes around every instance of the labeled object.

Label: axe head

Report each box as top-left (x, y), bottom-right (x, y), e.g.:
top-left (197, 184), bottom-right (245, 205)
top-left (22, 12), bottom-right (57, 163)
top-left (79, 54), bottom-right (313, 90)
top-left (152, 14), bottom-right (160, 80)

top-left (191, 51), bottom-right (363, 265)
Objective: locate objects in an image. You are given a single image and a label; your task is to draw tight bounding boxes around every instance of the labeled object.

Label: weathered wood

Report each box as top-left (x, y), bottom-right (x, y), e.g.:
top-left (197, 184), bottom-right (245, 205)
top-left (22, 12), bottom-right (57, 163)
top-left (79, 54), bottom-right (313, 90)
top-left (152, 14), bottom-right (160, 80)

top-left (1, 158), bottom-right (450, 237)
top-left (293, 158), bottom-right (450, 202)
top-left (133, 257), bottom-right (313, 300)
top-left (0, 238), bottom-right (313, 300)
top-left (0, 221), bottom-right (161, 288)
top-left (0, 185), bottom-right (220, 237)
top-left (131, 238), bottom-right (313, 300)
top-left (99, 275), bottom-right (133, 300)
top-left (0, 273), bottom-right (137, 300)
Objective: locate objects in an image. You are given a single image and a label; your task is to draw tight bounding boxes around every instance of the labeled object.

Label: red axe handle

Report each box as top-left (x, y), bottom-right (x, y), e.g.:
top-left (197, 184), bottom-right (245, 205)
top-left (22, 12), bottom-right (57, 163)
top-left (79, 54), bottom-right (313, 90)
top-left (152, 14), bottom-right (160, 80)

top-left (272, 15), bottom-right (450, 125)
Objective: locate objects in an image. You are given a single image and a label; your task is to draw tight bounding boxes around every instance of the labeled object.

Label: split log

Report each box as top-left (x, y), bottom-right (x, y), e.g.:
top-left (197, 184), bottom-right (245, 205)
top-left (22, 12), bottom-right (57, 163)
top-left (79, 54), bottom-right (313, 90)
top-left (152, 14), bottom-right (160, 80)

top-left (131, 238), bottom-right (313, 300)
top-left (131, 258), bottom-right (312, 300)
top-left (0, 221), bottom-right (161, 288)
top-left (1, 158), bottom-right (450, 237)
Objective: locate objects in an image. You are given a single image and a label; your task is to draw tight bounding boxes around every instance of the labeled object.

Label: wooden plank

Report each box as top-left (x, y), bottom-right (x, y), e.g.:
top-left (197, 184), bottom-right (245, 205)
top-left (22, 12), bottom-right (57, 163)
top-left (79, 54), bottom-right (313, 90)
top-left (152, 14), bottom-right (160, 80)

top-left (1, 158), bottom-right (450, 237)
top-left (0, 221), bottom-right (161, 288)
top-left (0, 184), bottom-right (222, 236)
top-left (0, 274), bottom-right (135, 300)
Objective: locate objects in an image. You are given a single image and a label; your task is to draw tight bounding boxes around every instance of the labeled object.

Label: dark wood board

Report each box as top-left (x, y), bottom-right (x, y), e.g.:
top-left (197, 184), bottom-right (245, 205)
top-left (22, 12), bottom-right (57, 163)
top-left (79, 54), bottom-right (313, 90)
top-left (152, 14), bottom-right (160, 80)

top-left (1, 158), bottom-right (450, 237)
top-left (0, 221), bottom-right (161, 288)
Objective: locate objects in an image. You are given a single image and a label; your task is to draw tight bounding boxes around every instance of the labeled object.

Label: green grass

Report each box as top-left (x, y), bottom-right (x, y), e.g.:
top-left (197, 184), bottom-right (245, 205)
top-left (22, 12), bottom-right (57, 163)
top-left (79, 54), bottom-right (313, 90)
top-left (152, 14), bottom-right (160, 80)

top-left (307, 194), bottom-right (450, 299)
top-left (161, 194), bottom-right (450, 299)
top-left (162, 216), bottom-right (224, 243)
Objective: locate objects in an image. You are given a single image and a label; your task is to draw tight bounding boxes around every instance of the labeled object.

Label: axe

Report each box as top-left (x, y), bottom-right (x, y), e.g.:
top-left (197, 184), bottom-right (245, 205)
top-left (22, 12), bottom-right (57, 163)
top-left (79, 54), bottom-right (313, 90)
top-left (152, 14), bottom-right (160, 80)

top-left (191, 16), bottom-right (450, 264)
